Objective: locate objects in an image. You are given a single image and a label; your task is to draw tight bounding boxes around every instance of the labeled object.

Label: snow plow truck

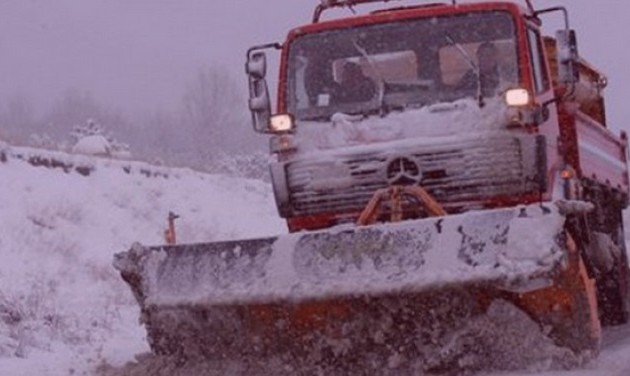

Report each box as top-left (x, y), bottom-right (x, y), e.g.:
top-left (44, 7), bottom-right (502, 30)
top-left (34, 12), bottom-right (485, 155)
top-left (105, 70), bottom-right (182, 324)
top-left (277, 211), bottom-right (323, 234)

top-left (114, 0), bottom-right (630, 372)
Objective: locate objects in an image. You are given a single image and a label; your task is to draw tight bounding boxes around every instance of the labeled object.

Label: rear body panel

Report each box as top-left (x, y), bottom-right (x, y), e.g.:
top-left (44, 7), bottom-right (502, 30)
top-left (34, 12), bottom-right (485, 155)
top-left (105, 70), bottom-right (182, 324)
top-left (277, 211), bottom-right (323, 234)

top-left (574, 111), bottom-right (627, 191)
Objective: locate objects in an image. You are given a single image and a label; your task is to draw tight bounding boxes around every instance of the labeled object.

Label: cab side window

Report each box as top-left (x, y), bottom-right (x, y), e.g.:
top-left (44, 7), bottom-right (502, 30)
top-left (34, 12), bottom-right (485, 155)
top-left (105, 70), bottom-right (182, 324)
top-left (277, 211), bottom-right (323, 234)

top-left (527, 28), bottom-right (550, 94)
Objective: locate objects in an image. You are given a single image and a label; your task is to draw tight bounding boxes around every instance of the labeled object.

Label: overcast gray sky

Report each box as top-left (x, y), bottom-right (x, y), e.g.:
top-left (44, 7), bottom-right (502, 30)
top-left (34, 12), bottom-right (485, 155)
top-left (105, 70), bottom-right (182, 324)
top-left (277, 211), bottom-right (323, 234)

top-left (0, 0), bottom-right (628, 132)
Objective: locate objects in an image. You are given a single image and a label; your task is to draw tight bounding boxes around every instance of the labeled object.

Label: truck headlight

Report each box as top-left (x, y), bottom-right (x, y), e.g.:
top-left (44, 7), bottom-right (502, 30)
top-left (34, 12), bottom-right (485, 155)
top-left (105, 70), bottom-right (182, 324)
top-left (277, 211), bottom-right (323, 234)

top-left (505, 88), bottom-right (531, 107)
top-left (269, 113), bottom-right (295, 133)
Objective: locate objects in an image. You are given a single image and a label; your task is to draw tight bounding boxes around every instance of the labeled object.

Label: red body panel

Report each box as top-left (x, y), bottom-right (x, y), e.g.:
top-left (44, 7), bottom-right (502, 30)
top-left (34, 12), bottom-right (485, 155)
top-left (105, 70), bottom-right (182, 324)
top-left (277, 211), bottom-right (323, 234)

top-left (271, 1), bottom-right (628, 232)
top-left (561, 108), bottom-right (628, 192)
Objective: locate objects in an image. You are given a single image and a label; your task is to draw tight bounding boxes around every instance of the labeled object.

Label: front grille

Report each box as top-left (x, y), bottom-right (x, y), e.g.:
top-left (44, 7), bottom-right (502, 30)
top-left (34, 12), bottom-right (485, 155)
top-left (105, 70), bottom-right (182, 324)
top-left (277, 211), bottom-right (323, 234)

top-left (284, 134), bottom-right (545, 217)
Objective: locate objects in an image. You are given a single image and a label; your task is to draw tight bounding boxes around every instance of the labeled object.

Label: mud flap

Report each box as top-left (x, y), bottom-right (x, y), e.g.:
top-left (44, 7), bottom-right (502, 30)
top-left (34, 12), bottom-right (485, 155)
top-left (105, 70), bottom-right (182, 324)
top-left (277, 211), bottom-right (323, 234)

top-left (514, 233), bottom-right (601, 359)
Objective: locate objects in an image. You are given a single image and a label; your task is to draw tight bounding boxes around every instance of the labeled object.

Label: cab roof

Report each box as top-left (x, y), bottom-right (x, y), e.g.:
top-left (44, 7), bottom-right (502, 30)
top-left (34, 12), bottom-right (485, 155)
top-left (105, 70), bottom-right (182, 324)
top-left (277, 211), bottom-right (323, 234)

top-left (287, 1), bottom-right (528, 42)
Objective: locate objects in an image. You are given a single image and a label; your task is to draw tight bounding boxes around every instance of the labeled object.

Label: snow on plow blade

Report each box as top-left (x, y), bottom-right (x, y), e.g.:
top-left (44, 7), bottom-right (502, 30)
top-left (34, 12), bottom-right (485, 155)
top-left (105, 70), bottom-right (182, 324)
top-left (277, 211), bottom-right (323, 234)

top-left (114, 203), bottom-right (568, 364)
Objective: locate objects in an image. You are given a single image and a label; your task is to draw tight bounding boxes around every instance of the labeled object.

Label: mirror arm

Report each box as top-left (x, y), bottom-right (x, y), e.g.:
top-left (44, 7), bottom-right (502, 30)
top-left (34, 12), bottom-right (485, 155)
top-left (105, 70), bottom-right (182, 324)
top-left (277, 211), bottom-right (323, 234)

top-left (246, 43), bottom-right (282, 63)
top-left (541, 97), bottom-right (558, 109)
top-left (539, 85), bottom-right (578, 123)
top-left (533, 6), bottom-right (570, 30)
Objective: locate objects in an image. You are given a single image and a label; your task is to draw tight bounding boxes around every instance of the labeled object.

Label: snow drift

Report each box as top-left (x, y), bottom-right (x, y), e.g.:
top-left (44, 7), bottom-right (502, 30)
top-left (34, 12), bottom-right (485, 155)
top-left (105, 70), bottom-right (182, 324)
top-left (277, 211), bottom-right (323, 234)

top-left (0, 144), bottom-right (285, 375)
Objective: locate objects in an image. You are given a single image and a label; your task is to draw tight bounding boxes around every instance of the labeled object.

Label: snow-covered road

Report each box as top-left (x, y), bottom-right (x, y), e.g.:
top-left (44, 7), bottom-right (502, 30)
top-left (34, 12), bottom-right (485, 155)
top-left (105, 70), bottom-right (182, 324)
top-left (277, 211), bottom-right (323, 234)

top-left (484, 324), bottom-right (630, 376)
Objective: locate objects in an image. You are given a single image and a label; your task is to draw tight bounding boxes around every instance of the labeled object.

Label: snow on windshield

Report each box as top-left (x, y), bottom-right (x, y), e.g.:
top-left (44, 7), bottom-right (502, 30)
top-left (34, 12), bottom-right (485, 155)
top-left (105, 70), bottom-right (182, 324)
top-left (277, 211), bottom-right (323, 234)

top-left (295, 97), bottom-right (512, 152)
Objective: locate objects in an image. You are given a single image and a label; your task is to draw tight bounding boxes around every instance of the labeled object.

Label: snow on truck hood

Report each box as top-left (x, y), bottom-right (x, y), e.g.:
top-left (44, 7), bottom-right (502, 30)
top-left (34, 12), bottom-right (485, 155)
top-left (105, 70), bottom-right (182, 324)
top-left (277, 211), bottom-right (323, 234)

top-left (295, 98), bottom-right (511, 152)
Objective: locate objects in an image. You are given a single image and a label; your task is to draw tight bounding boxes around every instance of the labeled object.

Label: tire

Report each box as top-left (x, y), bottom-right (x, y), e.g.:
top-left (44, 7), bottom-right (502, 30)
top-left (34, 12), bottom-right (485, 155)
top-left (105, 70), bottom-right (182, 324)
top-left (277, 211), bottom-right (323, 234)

top-left (598, 254), bottom-right (630, 326)
top-left (597, 223), bottom-right (630, 326)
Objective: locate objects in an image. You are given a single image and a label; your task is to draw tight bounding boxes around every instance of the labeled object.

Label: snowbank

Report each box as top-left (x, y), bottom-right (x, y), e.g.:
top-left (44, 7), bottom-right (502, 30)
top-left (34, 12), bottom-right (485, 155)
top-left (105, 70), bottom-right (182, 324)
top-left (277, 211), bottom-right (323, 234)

top-left (0, 145), bottom-right (285, 375)
top-left (2, 144), bottom-right (630, 376)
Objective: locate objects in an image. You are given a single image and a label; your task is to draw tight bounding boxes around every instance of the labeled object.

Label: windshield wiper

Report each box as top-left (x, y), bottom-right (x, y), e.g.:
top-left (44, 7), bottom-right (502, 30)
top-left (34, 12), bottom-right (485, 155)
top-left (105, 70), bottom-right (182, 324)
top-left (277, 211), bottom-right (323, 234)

top-left (445, 34), bottom-right (485, 107)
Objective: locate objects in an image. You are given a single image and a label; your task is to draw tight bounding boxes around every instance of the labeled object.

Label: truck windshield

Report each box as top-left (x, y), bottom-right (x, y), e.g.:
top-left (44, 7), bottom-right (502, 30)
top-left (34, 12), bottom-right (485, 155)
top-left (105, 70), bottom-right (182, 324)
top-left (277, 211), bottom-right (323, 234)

top-left (286, 11), bottom-right (518, 121)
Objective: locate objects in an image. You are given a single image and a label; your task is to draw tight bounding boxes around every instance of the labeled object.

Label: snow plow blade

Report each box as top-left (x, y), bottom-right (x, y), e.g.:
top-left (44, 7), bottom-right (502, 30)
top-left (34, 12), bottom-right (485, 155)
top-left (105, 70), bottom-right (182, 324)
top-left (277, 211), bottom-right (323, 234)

top-left (114, 203), bottom-right (589, 369)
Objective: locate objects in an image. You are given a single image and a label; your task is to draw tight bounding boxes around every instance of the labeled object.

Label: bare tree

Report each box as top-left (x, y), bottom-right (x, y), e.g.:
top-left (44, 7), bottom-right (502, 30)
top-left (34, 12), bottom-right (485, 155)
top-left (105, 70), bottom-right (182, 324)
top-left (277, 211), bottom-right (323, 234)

top-left (181, 65), bottom-right (263, 159)
top-left (1, 94), bottom-right (37, 143)
top-left (136, 109), bottom-right (192, 166)
top-left (43, 89), bottom-right (130, 140)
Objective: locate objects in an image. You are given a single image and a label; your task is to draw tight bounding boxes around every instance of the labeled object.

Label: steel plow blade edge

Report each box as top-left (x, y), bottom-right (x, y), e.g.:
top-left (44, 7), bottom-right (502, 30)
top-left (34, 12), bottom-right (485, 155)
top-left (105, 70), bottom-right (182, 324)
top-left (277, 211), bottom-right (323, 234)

top-left (114, 202), bottom-right (568, 310)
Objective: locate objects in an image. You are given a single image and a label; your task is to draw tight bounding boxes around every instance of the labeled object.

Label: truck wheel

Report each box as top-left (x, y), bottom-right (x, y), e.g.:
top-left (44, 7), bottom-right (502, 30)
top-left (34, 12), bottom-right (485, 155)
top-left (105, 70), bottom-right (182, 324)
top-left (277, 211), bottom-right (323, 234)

top-left (598, 250), bottom-right (630, 326)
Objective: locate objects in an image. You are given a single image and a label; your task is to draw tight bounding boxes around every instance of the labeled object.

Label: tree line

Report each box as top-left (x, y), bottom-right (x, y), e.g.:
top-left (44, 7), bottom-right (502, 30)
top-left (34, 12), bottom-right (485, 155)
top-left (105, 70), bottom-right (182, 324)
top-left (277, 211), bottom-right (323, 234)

top-left (0, 65), bottom-right (269, 179)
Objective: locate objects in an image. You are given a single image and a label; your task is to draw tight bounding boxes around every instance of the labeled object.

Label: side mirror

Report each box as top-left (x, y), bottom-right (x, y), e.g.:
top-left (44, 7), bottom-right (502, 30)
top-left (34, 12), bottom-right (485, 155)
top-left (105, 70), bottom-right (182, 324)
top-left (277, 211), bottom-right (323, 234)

top-left (556, 29), bottom-right (579, 85)
top-left (246, 51), bottom-right (267, 79)
top-left (246, 52), bottom-right (271, 132)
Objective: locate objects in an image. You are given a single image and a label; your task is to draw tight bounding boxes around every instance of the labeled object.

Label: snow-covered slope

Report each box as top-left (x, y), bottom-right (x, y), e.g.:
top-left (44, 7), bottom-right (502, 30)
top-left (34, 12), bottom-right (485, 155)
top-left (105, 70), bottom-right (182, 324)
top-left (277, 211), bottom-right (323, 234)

top-left (0, 144), bottom-right (285, 375)
top-left (2, 144), bottom-right (630, 376)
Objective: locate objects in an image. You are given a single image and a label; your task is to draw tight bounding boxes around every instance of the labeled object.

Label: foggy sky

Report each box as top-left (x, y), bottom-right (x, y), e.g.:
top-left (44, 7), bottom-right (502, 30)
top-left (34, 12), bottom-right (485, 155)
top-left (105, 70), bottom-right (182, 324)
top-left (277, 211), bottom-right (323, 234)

top-left (0, 0), bottom-right (628, 132)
